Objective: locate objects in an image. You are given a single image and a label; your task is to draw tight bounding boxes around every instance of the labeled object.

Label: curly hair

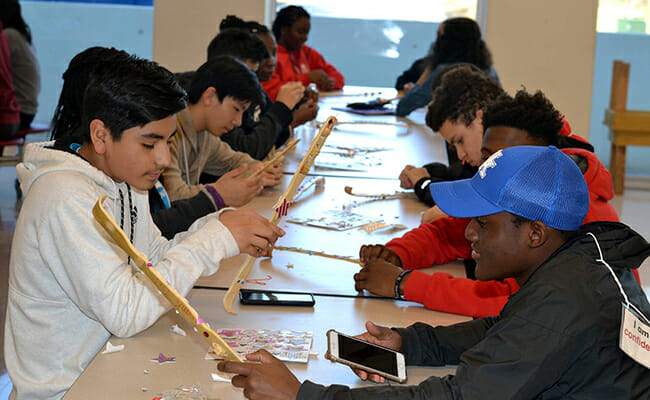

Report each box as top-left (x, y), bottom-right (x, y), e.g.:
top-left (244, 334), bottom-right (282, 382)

top-left (427, 17), bottom-right (492, 71)
top-left (426, 65), bottom-right (504, 131)
top-left (220, 14), bottom-right (270, 35)
top-left (483, 90), bottom-right (564, 147)
top-left (272, 5), bottom-right (310, 40)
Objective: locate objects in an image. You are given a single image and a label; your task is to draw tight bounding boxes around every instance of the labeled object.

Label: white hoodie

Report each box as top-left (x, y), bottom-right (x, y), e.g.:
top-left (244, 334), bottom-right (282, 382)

top-left (5, 142), bottom-right (239, 400)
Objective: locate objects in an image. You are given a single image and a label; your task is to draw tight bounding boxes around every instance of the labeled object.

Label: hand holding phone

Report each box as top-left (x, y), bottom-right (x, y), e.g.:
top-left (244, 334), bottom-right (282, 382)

top-left (327, 326), bottom-right (407, 383)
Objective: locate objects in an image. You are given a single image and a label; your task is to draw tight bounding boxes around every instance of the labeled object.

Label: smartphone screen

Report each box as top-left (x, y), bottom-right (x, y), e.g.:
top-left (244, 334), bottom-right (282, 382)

top-left (337, 333), bottom-right (398, 376)
top-left (239, 290), bottom-right (315, 307)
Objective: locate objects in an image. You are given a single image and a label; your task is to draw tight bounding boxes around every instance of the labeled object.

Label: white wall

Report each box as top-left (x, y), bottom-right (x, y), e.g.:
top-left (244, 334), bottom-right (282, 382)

top-left (21, 1), bottom-right (153, 125)
top-left (483, 0), bottom-right (598, 139)
top-left (153, 0), bottom-right (270, 72)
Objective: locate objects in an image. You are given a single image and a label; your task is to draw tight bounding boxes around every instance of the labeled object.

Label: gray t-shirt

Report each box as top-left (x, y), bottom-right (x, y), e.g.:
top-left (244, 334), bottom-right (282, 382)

top-left (4, 28), bottom-right (40, 115)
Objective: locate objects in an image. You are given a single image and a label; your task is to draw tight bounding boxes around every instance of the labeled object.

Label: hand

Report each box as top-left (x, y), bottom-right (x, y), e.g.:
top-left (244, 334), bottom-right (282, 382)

top-left (354, 259), bottom-right (404, 297)
top-left (303, 85), bottom-right (320, 102)
top-left (211, 165), bottom-right (263, 207)
top-left (307, 69), bottom-right (334, 90)
top-left (290, 99), bottom-right (318, 127)
top-left (401, 82), bottom-right (415, 94)
top-left (359, 244), bottom-right (401, 266)
top-left (404, 167), bottom-right (430, 187)
top-left (399, 165), bottom-right (416, 189)
top-left (219, 209), bottom-right (285, 257)
top-left (218, 349), bottom-right (301, 400)
top-left (261, 162), bottom-right (283, 187)
top-left (326, 321), bottom-right (403, 384)
top-left (276, 82), bottom-right (305, 110)
top-left (421, 205), bottom-right (448, 224)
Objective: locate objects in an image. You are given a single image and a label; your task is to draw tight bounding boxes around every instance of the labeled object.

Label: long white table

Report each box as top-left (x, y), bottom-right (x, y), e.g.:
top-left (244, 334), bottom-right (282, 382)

top-left (63, 289), bottom-right (469, 400)
top-left (283, 87), bottom-right (446, 179)
top-left (195, 174), bottom-right (465, 295)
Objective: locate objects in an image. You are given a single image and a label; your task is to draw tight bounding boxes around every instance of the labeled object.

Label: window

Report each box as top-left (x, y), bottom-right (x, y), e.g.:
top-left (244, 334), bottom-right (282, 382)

top-left (597, 0), bottom-right (650, 34)
top-left (275, 0), bottom-right (477, 22)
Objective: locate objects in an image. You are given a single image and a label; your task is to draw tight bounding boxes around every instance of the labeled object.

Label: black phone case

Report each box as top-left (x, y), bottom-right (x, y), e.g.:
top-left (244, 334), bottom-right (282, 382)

top-left (239, 290), bottom-right (315, 307)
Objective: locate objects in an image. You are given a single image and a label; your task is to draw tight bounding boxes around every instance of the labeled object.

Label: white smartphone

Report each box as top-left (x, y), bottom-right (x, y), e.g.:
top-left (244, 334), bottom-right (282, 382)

top-left (326, 329), bottom-right (407, 383)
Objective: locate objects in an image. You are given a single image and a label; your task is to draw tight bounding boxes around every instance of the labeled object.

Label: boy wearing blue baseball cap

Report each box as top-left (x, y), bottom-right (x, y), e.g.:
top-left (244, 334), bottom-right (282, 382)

top-left (218, 145), bottom-right (650, 399)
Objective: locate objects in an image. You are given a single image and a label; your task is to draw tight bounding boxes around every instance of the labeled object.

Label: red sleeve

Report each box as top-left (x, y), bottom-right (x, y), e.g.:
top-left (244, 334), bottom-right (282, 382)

top-left (404, 271), bottom-right (520, 318)
top-left (261, 71), bottom-right (284, 102)
top-left (304, 46), bottom-right (345, 90)
top-left (386, 217), bottom-right (472, 269)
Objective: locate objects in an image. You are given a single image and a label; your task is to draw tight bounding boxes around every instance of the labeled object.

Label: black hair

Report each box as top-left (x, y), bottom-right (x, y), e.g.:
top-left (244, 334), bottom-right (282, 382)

top-left (426, 65), bottom-right (504, 131)
top-left (207, 28), bottom-right (269, 64)
top-left (81, 52), bottom-right (186, 142)
top-left (51, 47), bottom-right (132, 141)
top-left (483, 90), bottom-right (564, 147)
top-left (427, 17), bottom-right (491, 71)
top-left (0, 0), bottom-right (32, 43)
top-left (510, 214), bottom-right (576, 241)
top-left (219, 15), bottom-right (270, 35)
top-left (187, 55), bottom-right (264, 109)
top-left (272, 5), bottom-right (310, 40)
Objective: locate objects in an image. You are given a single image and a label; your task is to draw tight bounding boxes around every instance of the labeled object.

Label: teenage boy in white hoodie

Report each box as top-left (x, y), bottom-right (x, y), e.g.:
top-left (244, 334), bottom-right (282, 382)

top-left (4, 53), bottom-right (284, 400)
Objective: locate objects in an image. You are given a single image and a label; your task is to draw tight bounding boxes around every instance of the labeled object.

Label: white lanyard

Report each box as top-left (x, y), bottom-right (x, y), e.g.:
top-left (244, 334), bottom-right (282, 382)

top-left (587, 232), bottom-right (650, 369)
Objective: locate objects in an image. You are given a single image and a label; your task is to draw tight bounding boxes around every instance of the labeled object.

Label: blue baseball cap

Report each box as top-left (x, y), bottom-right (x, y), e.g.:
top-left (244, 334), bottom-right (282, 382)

top-left (430, 146), bottom-right (589, 230)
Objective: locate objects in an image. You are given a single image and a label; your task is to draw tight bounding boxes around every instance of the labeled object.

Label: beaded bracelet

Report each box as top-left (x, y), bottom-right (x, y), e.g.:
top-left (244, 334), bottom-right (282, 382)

top-left (394, 270), bottom-right (411, 300)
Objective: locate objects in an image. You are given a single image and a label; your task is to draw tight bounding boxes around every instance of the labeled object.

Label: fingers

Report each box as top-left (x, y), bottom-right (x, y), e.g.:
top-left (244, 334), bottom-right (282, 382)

top-left (225, 164), bottom-right (250, 178)
top-left (359, 244), bottom-right (387, 263)
top-left (218, 360), bottom-right (250, 376)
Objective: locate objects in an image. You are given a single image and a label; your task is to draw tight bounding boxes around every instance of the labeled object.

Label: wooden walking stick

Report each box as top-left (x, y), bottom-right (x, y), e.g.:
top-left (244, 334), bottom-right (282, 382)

top-left (223, 116), bottom-right (337, 315)
top-left (246, 138), bottom-right (300, 178)
top-left (93, 195), bottom-right (242, 361)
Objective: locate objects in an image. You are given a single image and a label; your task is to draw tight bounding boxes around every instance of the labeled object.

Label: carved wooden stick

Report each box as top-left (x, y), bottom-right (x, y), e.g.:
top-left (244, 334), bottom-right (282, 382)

top-left (246, 138), bottom-right (300, 178)
top-left (92, 195), bottom-right (242, 362)
top-left (223, 116), bottom-right (338, 315)
top-left (344, 185), bottom-right (413, 199)
top-left (272, 245), bottom-right (362, 265)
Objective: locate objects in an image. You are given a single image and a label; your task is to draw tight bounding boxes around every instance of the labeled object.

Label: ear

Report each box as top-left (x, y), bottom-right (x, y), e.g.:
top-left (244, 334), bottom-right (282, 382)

top-left (474, 109), bottom-right (484, 122)
top-left (528, 220), bottom-right (550, 249)
top-left (200, 86), bottom-right (218, 106)
top-left (89, 119), bottom-right (110, 155)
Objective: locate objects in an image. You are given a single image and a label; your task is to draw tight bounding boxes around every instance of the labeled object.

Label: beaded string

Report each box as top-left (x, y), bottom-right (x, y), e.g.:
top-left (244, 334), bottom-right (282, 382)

top-left (118, 183), bottom-right (138, 265)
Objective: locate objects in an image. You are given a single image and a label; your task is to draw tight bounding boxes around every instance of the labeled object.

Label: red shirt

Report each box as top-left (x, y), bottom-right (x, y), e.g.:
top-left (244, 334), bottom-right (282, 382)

top-left (262, 44), bottom-right (344, 101)
top-left (387, 147), bottom-right (636, 318)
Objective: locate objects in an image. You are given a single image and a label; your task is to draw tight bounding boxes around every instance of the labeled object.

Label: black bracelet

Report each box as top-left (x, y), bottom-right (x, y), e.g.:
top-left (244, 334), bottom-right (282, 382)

top-left (394, 270), bottom-right (411, 300)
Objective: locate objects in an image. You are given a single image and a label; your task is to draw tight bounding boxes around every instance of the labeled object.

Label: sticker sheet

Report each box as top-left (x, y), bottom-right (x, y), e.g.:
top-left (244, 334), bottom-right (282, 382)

top-left (205, 329), bottom-right (313, 363)
top-left (287, 210), bottom-right (381, 231)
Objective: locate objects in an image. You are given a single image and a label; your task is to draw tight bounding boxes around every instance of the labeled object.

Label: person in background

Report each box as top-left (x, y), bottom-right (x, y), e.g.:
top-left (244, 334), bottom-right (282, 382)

top-left (395, 17), bottom-right (498, 117)
top-left (209, 20), bottom-right (306, 159)
top-left (0, 0), bottom-right (40, 130)
top-left (220, 15), bottom-right (319, 138)
top-left (163, 56), bottom-right (282, 203)
top-left (0, 22), bottom-right (19, 140)
top-left (263, 5), bottom-right (344, 101)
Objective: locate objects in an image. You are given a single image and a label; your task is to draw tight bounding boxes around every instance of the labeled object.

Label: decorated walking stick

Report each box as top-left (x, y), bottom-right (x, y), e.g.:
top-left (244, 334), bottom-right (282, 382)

top-left (246, 138), bottom-right (300, 178)
top-left (92, 195), bottom-right (242, 362)
top-left (223, 116), bottom-right (337, 315)
top-left (344, 185), bottom-right (413, 199)
top-left (272, 245), bottom-right (362, 265)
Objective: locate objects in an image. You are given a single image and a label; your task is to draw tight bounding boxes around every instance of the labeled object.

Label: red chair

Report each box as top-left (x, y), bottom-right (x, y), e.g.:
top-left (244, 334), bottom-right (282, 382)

top-left (0, 123), bottom-right (49, 197)
top-left (0, 122), bottom-right (48, 166)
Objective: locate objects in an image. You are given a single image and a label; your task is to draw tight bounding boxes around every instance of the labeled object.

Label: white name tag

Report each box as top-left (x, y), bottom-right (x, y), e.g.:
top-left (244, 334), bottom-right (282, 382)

top-left (619, 304), bottom-right (650, 369)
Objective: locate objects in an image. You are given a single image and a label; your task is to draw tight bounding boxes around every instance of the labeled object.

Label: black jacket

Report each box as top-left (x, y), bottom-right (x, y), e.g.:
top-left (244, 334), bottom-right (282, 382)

top-left (298, 222), bottom-right (650, 399)
top-left (221, 91), bottom-right (293, 160)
